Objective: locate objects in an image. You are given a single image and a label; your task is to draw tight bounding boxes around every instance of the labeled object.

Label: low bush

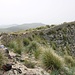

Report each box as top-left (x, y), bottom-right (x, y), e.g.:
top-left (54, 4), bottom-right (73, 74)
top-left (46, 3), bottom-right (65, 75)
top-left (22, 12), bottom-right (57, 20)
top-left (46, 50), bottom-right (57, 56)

top-left (50, 41), bottom-right (57, 50)
top-left (0, 53), bottom-right (4, 68)
top-left (33, 48), bottom-right (41, 59)
top-left (14, 47), bottom-right (22, 55)
top-left (39, 32), bottom-right (44, 35)
top-left (27, 41), bottom-right (39, 53)
top-left (41, 48), bottom-right (65, 70)
top-left (64, 55), bottom-right (75, 67)
top-left (8, 40), bottom-right (24, 55)
top-left (24, 59), bottom-right (35, 68)
top-left (8, 41), bottom-right (18, 49)
top-left (23, 38), bottom-right (30, 46)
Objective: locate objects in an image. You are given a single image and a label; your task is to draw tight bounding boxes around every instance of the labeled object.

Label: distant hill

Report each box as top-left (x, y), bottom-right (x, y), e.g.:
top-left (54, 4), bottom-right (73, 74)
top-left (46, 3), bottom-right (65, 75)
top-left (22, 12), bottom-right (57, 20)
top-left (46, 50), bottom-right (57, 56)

top-left (0, 23), bottom-right (45, 32)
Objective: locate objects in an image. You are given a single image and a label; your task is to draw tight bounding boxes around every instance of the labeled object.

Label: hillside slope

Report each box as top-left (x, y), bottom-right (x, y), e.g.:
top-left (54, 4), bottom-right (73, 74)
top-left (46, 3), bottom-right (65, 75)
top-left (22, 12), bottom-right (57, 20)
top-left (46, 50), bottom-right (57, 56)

top-left (1, 21), bottom-right (75, 75)
top-left (1, 21), bottom-right (75, 57)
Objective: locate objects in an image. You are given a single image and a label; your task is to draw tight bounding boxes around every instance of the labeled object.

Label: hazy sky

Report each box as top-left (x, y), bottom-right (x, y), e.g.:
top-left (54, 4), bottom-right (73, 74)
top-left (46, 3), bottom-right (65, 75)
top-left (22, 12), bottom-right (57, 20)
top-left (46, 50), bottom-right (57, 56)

top-left (0, 0), bottom-right (75, 27)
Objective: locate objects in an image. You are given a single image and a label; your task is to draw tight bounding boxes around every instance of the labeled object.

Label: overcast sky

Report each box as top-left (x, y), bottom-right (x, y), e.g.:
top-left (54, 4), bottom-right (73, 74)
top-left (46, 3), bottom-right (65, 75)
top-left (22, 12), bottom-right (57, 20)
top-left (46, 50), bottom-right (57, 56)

top-left (0, 0), bottom-right (75, 28)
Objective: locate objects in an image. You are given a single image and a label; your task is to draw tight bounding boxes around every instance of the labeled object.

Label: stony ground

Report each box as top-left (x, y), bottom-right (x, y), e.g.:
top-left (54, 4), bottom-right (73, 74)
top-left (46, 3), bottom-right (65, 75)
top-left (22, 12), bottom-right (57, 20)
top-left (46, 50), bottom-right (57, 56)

top-left (0, 36), bottom-right (49, 75)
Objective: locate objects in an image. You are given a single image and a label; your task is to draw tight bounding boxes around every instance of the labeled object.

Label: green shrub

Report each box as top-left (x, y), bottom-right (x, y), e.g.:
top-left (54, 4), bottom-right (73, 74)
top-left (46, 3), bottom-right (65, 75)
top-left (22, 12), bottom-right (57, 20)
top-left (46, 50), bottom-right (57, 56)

top-left (41, 48), bottom-right (65, 70)
top-left (9, 40), bottom-right (24, 55)
top-left (14, 47), bottom-right (22, 55)
top-left (36, 26), bottom-right (45, 30)
top-left (33, 49), bottom-right (41, 59)
top-left (64, 55), bottom-right (75, 67)
top-left (14, 40), bottom-right (24, 55)
top-left (62, 28), bottom-right (67, 34)
top-left (46, 25), bottom-right (50, 28)
top-left (39, 32), bottom-right (44, 35)
top-left (24, 59), bottom-right (35, 68)
top-left (23, 38), bottom-right (30, 46)
top-left (32, 34), bottom-right (35, 38)
top-left (0, 53), bottom-right (4, 68)
top-left (50, 41), bottom-right (57, 50)
top-left (8, 41), bottom-right (18, 48)
top-left (47, 30), bottom-right (56, 35)
top-left (50, 70), bottom-right (60, 75)
top-left (27, 41), bottom-right (39, 53)
top-left (63, 34), bottom-right (68, 41)
top-left (67, 67), bottom-right (75, 75)
top-left (28, 37), bottom-right (33, 41)
top-left (66, 44), bottom-right (71, 55)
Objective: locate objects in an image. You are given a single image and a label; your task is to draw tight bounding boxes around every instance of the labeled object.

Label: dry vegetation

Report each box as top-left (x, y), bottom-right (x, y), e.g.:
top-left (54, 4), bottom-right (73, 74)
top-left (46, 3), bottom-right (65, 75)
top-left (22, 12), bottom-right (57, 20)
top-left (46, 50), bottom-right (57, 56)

top-left (1, 22), bottom-right (75, 75)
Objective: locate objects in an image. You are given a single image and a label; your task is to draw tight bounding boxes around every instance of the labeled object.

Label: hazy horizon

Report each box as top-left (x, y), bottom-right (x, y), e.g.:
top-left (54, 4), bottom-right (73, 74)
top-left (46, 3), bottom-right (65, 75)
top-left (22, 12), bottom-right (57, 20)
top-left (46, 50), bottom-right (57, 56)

top-left (0, 0), bottom-right (75, 28)
top-left (0, 23), bottom-right (46, 28)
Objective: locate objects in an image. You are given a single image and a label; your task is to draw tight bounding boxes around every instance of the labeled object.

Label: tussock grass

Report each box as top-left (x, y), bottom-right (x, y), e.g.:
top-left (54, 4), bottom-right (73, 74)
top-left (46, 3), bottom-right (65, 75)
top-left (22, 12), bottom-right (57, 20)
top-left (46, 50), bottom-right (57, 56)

top-left (23, 38), bottom-right (30, 46)
top-left (27, 41), bottom-right (39, 53)
top-left (8, 39), bottom-right (24, 55)
top-left (41, 48), bottom-right (65, 70)
top-left (0, 53), bottom-right (4, 68)
top-left (33, 47), bottom-right (42, 59)
top-left (0, 52), bottom-right (7, 68)
top-left (25, 41), bottom-right (42, 59)
top-left (8, 41), bottom-right (18, 49)
top-left (64, 55), bottom-right (75, 67)
top-left (24, 59), bottom-right (35, 68)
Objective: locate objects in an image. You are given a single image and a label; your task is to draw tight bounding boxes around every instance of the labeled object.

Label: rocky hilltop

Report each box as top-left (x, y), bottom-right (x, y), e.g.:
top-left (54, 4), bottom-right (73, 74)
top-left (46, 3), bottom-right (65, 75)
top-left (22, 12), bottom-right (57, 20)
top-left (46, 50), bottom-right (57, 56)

top-left (0, 21), bottom-right (75, 75)
top-left (1, 21), bottom-right (75, 57)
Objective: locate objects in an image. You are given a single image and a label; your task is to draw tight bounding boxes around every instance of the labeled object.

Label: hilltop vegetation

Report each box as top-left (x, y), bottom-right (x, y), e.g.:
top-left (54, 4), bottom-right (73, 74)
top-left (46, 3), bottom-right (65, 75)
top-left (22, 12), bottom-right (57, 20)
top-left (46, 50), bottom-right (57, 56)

top-left (1, 21), bottom-right (75, 75)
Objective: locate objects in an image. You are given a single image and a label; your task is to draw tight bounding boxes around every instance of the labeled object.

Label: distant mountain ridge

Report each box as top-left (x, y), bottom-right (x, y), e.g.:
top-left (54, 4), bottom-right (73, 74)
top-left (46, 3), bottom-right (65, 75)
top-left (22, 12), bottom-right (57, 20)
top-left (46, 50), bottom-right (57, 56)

top-left (0, 23), bottom-right (45, 32)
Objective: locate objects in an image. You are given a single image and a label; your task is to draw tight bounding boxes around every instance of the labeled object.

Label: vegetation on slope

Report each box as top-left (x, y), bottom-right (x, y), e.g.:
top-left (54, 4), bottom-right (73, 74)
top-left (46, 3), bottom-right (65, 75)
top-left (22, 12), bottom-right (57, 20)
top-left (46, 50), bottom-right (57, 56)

top-left (1, 21), bottom-right (75, 75)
